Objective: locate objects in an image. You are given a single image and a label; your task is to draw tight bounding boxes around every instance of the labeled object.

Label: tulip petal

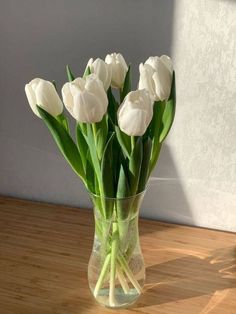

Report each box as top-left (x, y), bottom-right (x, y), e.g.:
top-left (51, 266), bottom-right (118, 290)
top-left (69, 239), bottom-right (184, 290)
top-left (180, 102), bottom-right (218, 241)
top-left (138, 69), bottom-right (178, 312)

top-left (25, 83), bottom-right (40, 117)
top-left (93, 59), bottom-right (107, 83)
top-left (62, 82), bottom-right (75, 118)
top-left (87, 58), bottom-right (111, 90)
top-left (25, 78), bottom-right (63, 118)
top-left (118, 108), bottom-right (148, 136)
top-left (87, 58), bottom-right (94, 67)
top-left (117, 53), bottom-right (128, 70)
top-left (71, 78), bottom-right (86, 93)
top-left (145, 56), bottom-right (160, 69)
top-left (105, 53), bottom-right (128, 88)
top-left (160, 55), bottom-right (173, 74)
top-left (118, 89), bottom-right (153, 136)
top-left (35, 80), bottom-right (63, 117)
top-left (105, 63), bottom-right (112, 91)
top-left (61, 74), bottom-right (108, 123)
top-left (138, 64), bottom-right (156, 100)
top-left (85, 75), bottom-right (108, 110)
top-left (74, 91), bottom-right (105, 123)
top-left (141, 55), bottom-right (173, 101)
top-left (152, 60), bottom-right (172, 101)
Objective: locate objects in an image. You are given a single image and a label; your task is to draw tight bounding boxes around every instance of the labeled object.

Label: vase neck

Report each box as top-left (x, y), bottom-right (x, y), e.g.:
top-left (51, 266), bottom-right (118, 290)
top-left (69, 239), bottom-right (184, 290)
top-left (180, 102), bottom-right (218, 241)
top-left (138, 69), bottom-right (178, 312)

top-left (90, 192), bottom-right (145, 222)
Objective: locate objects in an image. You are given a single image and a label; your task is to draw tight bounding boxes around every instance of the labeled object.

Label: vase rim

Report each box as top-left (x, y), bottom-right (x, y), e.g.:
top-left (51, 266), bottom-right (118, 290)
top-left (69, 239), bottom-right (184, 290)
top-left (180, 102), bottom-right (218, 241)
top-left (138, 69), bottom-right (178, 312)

top-left (88, 186), bottom-right (148, 201)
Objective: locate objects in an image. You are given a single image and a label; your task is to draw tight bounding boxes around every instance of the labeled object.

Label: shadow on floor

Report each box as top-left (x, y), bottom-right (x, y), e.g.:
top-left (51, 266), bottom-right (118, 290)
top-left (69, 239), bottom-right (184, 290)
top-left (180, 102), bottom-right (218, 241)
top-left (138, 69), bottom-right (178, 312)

top-left (134, 246), bottom-right (236, 310)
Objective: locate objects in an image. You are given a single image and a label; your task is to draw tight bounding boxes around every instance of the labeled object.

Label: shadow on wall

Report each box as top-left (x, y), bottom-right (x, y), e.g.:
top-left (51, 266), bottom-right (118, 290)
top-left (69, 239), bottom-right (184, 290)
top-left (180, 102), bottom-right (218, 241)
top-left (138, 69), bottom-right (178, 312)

top-left (141, 143), bottom-right (192, 226)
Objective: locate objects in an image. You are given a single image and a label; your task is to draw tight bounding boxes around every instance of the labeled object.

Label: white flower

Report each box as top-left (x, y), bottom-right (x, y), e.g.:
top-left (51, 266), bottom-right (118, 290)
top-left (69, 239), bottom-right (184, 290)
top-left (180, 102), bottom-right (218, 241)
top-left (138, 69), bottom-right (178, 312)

top-left (105, 53), bottom-right (128, 88)
top-left (117, 89), bottom-right (153, 136)
top-left (61, 74), bottom-right (108, 123)
top-left (87, 58), bottom-right (112, 91)
top-left (25, 78), bottom-right (63, 117)
top-left (138, 55), bottom-right (173, 101)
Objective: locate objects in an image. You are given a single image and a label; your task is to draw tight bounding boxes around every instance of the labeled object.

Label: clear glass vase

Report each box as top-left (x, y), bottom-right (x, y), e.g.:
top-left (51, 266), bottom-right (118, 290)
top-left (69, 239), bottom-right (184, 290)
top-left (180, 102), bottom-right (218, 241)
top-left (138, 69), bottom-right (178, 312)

top-left (88, 191), bottom-right (146, 308)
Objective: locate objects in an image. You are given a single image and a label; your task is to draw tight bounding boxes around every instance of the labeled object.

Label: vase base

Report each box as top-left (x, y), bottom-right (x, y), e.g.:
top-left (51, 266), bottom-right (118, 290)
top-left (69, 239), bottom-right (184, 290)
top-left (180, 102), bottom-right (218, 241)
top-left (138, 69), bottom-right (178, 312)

top-left (93, 287), bottom-right (141, 308)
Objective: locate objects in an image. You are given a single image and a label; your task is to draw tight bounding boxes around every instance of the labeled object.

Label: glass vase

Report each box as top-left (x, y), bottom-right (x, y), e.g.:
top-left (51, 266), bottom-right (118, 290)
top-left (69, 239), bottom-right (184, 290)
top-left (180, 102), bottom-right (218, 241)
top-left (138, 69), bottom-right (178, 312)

top-left (88, 191), bottom-right (146, 308)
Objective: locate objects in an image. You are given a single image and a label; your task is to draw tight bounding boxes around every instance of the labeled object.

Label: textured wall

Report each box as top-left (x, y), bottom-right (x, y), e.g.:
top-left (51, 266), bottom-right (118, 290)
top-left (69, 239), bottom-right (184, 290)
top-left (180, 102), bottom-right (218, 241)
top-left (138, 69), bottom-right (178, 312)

top-left (146, 0), bottom-right (236, 231)
top-left (1, 0), bottom-right (236, 231)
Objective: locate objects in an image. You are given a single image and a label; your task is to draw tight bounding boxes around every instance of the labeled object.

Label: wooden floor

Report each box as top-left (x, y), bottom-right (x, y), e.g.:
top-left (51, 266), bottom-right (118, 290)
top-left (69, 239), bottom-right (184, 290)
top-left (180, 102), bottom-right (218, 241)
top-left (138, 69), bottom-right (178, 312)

top-left (0, 196), bottom-right (236, 314)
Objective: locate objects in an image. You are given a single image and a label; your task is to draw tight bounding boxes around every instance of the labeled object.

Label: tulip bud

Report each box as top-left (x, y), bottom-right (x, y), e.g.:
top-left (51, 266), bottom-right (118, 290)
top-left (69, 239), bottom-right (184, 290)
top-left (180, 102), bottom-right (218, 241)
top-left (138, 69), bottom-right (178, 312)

top-left (61, 74), bottom-right (108, 123)
top-left (25, 78), bottom-right (63, 117)
top-left (87, 58), bottom-right (112, 91)
top-left (138, 55), bottom-right (173, 101)
top-left (105, 53), bottom-right (128, 88)
top-left (117, 89), bottom-right (153, 136)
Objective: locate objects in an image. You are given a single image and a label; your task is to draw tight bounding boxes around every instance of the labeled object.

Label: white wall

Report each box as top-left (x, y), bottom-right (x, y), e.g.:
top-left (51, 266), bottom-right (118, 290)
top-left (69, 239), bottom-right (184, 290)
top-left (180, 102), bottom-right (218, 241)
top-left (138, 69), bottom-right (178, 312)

top-left (1, 0), bottom-right (236, 231)
top-left (145, 0), bottom-right (236, 231)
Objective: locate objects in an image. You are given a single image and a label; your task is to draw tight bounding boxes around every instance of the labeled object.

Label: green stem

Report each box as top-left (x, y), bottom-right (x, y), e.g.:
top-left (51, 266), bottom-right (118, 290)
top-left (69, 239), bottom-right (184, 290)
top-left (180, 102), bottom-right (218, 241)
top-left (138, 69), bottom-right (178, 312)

top-left (109, 222), bottom-right (119, 306)
top-left (131, 136), bottom-right (135, 151)
top-left (92, 123), bottom-right (97, 139)
top-left (93, 212), bottom-right (142, 299)
top-left (79, 122), bottom-right (87, 135)
top-left (124, 216), bottom-right (139, 261)
top-left (117, 264), bottom-right (129, 294)
top-left (93, 253), bottom-right (111, 297)
top-left (118, 255), bottom-right (142, 294)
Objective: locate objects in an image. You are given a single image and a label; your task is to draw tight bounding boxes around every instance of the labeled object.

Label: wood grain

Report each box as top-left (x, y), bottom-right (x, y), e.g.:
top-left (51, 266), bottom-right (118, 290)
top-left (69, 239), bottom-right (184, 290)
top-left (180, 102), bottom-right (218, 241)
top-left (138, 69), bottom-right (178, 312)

top-left (0, 196), bottom-right (236, 314)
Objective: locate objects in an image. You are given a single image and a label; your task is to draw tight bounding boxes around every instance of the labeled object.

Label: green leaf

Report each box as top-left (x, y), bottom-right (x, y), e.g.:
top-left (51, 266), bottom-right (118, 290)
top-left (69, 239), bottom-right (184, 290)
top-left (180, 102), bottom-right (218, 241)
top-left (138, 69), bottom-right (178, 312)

top-left (96, 129), bottom-right (106, 160)
top-left (116, 164), bottom-right (130, 199)
top-left (112, 136), bottom-right (122, 190)
top-left (107, 87), bottom-right (118, 128)
top-left (85, 151), bottom-right (95, 194)
top-left (116, 163), bottom-right (131, 220)
top-left (128, 137), bottom-right (143, 195)
top-left (52, 80), bottom-right (57, 91)
top-left (76, 123), bottom-right (88, 171)
top-left (83, 65), bottom-right (91, 77)
top-left (148, 72), bottom-right (176, 174)
top-left (79, 122), bottom-right (87, 136)
top-left (149, 101), bottom-right (165, 174)
top-left (101, 132), bottom-right (115, 198)
top-left (115, 126), bottom-right (131, 159)
top-left (37, 106), bottom-right (85, 181)
top-left (86, 124), bottom-right (102, 184)
top-left (120, 65), bottom-right (131, 102)
top-left (138, 137), bottom-right (152, 192)
top-left (95, 115), bottom-right (108, 160)
top-left (56, 113), bottom-right (70, 133)
top-left (66, 65), bottom-right (75, 82)
top-left (94, 172), bottom-right (100, 196)
top-left (159, 71), bottom-right (176, 143)
top-left (146, 101), bottom-right (164, 140)
top-left (96, 129), bottom-right (103, 160)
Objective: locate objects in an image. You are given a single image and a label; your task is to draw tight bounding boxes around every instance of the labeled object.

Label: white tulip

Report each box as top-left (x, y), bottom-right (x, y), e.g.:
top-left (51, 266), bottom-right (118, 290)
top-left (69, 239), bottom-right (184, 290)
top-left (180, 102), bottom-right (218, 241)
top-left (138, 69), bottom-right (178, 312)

top-left (138, 55), bottom-right (173, 101)
top-left (25, 78), bottom-right (63, 117)
top-left (87, 58), bottom-right (112, 91)
top-left (105, 53), bottom-right (128, 88)
top-left (117, 89), bottom-right (153, 136)
top-left (61, 74), bottom-right (108, 123)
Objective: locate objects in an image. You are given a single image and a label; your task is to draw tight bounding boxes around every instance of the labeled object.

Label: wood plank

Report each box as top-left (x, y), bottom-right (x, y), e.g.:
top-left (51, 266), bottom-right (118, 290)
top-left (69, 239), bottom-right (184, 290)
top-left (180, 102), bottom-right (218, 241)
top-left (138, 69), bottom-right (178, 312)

top-left (0, 196), bottom-right (235, 313)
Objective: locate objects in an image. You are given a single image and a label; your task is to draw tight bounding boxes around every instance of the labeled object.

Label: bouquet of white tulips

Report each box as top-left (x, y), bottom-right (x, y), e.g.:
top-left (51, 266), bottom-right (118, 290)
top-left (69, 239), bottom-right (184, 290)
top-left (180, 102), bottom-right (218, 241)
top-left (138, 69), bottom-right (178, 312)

top-left (25, 53), bottom-right (175, 307)
top-left (25, 53), bottom-right (175, 199)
